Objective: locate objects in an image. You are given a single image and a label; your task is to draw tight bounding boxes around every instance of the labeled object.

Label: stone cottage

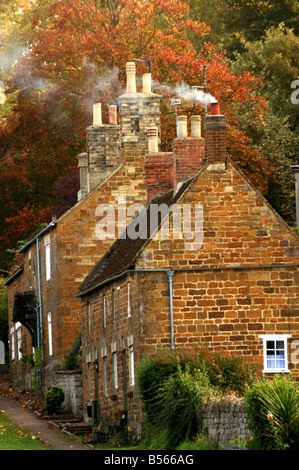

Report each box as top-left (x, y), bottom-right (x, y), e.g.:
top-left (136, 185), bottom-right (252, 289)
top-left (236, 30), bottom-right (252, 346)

top-left (77, 102), bottom-right (299, 435)
top-left (4, 62), bottom-right (161, 398)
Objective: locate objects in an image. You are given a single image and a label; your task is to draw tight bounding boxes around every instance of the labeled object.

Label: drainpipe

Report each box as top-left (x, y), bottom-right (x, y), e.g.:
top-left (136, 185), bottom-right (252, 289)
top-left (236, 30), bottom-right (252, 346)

top-left (166, 270), bottom-right (175, 350)
top-left (36, 236), bottom-right (44, 361)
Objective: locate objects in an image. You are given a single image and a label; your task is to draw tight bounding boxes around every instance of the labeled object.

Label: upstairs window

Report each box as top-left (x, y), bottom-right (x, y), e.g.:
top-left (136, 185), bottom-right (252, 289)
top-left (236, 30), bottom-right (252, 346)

top-left (127, 281), bottom-right (131, 317)
top-left (44, 235), bottom-right (51, 281)
top-left (259, 334), bottom-right (291, 373)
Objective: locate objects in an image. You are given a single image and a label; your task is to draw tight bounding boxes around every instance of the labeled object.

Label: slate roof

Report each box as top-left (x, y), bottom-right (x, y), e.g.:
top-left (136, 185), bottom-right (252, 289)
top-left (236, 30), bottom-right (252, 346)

top-left (77, 178), bottom-right (194, 296)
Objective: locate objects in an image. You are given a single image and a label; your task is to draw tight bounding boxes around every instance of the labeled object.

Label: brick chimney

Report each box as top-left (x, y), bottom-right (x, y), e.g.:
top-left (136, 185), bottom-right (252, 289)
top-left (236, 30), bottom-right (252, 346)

top-left (145, 127), bottom-right (174, 201)
top-left (205, 101), bottom-right (227, 165)
top-left (172, 115), bottom-right (205, 190)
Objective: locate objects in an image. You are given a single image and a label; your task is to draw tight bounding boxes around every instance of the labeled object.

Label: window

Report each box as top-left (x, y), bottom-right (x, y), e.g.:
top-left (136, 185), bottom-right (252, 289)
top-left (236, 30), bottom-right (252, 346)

top-left (128, 335), bottom-right (135, 386)
top-left (45, 243), bottom-right (51, 281)
top-left (127, 281), bottom-right (131, 317)
top-left (47, 312), bottom-right (53, 356)
top-left (16, 323), bottom-right (22, 361)
top-left (103, 295), bottom-right (106, 328)
top-left (10, 327), bottom-right (15, 361)
top-left (259, 334), bottom-right (291, 373)
top-left (112, 289), bottom-right (115, 322)
top-left (112, 352), bottom-right (118, 390)
top-left (129, 346), bottom-right (135, 386)
top-left (117, 286), bottom-right (120, 319)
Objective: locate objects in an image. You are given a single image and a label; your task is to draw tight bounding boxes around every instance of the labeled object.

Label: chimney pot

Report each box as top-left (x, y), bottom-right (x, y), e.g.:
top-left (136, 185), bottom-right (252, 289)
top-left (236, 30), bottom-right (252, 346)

top-left (109, 105), bottom-right (118, 125)
top-left (126, 62), bottom-right (136, 93)
top-left (147, 127), bottom-right (158, 153)
top-left (143, 73), bottom-right (152, 93)
top-left (190, 115), bottom-right (201, 138)
top-left (177, 115), bottom-right (187, 138)
top-left (93, 103), bottom-right (102, 127)
top-left (210, 101), bottom-right (220, 115)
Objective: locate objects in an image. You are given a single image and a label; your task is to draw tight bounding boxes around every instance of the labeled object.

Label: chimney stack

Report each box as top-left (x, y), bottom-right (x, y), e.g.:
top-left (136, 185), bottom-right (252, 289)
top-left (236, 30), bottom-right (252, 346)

top-left (126, 62), bottom-right (137, 93)
top-left (172, 115), bottom-right (205, 190)
top-left (205, 101), bottom-right (227, 164)
top-left (117, 62), bottom-right (161, 147)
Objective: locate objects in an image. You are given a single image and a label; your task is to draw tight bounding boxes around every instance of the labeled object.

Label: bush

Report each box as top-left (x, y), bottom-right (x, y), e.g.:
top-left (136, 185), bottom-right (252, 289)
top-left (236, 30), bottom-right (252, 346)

top-left (137, 346), bottom-right (258, 415)
top-left (44, 386), bottom-right (65, 414)
top-left (61, 333), bottom-right (82, 370)
top-left (245, 376), bottom-right (299, 450)
top-left (137, 346), bottom-right (258, 449)
top-left (141, 364), bottom-right (218, 449)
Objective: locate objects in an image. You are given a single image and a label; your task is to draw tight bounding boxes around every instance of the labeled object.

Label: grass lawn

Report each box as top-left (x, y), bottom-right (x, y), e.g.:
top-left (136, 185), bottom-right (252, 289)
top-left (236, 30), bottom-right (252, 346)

top-left (0, 411), bottom-right (52, 450)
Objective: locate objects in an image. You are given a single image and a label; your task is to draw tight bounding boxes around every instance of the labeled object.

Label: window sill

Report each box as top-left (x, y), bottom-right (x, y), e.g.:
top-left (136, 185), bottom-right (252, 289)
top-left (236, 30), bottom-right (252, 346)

top-left (262, 369), bottom-right (290, 374)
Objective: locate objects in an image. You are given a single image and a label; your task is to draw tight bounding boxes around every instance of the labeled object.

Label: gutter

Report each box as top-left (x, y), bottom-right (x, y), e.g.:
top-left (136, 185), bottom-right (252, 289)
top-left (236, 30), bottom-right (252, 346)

top-left (4, 266), bottom-right (24, 286)
top-left (77, 263), bottom-right (299, 351)
top-left (18, 221), bottom-right (56, 254)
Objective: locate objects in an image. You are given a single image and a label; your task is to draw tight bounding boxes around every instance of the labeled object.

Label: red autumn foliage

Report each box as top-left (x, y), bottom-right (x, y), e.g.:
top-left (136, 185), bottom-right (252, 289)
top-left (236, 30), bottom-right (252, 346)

top-left (0, 0), bottom-right (274, 272)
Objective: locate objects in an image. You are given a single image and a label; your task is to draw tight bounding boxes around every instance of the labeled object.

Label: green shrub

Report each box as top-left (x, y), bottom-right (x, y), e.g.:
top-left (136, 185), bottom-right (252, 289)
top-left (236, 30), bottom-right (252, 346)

top-left (245, 376), bottom-right (299, 450)
top-left (141, 364), bottom-right (218, 449)
top-left (137, 346), bottom-right (258, 449)
top-left (61, 333), bottom-right (82, 370)
top-left (44, 386), bottom-right (65, 415)
top-left (137, 345), bottom-right (258, 414)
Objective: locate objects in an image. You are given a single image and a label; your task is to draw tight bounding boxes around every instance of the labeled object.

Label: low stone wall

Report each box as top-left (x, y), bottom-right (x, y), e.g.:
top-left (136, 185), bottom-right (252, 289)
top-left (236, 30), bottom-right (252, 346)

top-left (202, 396), bottom-right (251, 449)
top-left (55, 370), bottom-right (83, 419)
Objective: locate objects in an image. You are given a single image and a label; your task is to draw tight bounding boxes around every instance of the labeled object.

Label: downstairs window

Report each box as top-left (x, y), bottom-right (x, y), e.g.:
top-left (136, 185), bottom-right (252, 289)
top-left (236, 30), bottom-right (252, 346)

top-left (259, 334), bottom-right (291, 373)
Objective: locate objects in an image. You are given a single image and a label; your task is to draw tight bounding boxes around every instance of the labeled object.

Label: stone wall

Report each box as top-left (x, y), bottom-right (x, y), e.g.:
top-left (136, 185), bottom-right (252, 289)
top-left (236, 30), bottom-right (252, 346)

top-left (202, 396), bottom-right (251, 449)
top-left (55, 370), bottom-right (83, 418)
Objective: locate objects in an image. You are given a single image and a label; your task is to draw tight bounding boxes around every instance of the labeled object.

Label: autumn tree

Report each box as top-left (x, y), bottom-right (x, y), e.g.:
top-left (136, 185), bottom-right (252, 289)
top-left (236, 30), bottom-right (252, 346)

top-left (0, 0), bottom-right (279, 272)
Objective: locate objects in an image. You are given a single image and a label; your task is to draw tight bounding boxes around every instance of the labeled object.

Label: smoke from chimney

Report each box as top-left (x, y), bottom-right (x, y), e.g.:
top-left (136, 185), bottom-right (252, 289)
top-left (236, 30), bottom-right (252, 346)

top-left (175, 83), bottom-right (217, 107)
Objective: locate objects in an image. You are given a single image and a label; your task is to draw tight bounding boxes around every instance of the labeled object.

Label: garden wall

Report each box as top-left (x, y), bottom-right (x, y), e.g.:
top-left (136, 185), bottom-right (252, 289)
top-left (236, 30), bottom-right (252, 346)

top-left (55, 370), bottom-right (83, 418)
top-left (202, 396), bottom-right (252, 449)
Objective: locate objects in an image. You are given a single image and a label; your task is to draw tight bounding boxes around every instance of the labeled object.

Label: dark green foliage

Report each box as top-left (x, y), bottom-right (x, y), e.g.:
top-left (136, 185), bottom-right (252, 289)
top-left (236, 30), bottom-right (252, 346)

top-left (137, 346), bottom-right (258, 448)
top-left (62, 332), bottom-right (82, 370)
top-left (44, 386), bottom-right (65, 414)
top-left (245, 376), bottom-right (299, 450)
top-left (146, 365), bottom-right (215, 449)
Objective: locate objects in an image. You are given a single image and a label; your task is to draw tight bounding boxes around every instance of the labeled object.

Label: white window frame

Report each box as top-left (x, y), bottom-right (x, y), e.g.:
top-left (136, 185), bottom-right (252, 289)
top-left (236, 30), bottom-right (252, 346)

top-left (103, 294), bottom-right (106, 328)
top-left (117, 286), bottom-right (120, 319)
top-left (112, 352), bottom-right (118, 390)
top-left (259, 334), bottom-right (291, 373)
top-left (127, 281), bottom-right (131, 317)
top-left (128, 335), bottom-right (135, 386)
top-left (112, 289), bottom-right (115, 322)
top-left (47, 312), bottom-right (53, 356)
top-left (16, 322), bottom-right (22, 361)
top-left (45, 243), bottom-right (51, 281)
top-left (129, 346), bottom-right (135, 386)
top-left (10, 327), bottom-right (15, 361)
